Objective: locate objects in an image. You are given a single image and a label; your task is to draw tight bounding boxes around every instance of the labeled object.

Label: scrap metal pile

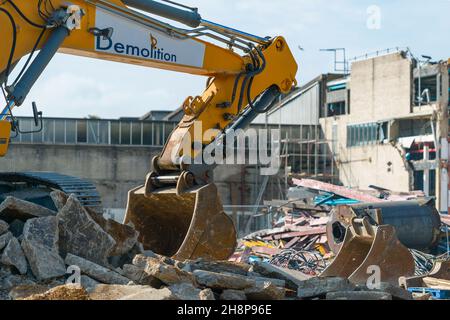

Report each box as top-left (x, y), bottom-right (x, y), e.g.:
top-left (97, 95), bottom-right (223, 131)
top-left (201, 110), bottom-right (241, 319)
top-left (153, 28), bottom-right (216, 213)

top-left (230, 178), bottom-right (450, 299)
top-left (230, 208), bottom-right (332, 276)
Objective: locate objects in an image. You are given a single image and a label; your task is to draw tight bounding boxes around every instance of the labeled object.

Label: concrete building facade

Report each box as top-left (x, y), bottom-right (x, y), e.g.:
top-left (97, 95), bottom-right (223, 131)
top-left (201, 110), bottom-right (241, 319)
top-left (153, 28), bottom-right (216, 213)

top-left (319, 52), bottom-right (449, 212)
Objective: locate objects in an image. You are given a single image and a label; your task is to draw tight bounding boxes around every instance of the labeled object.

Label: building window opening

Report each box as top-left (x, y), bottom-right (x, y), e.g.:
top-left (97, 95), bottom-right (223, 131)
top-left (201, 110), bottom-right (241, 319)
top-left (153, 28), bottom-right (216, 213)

top-left (347, 122), bottom-right (386, 147)
top-left (414, 75), bottom-right (437, 105)
top-left (327, 101), bottom-right (346, 116)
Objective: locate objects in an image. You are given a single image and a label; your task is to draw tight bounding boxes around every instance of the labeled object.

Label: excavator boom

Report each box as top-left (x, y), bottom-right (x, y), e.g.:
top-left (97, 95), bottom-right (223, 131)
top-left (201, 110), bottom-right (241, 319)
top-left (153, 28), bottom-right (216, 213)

top-left (0, 0), bottom-right (298, 260)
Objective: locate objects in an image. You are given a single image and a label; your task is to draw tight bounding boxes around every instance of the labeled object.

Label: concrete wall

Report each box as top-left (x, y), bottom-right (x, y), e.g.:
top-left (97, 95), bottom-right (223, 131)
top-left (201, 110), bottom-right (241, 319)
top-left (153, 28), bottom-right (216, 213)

top-left (349, 52), bottom-right (412, 121)
top-left (0, 143), bottom-right (160, 208)
top-left (0, 143), bottom-right (280, 212)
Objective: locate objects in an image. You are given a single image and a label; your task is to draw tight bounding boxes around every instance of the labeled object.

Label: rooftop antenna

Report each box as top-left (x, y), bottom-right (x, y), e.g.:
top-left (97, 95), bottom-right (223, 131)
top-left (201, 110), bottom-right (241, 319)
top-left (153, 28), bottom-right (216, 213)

top-left (320, 48), bottom-right (349, 76)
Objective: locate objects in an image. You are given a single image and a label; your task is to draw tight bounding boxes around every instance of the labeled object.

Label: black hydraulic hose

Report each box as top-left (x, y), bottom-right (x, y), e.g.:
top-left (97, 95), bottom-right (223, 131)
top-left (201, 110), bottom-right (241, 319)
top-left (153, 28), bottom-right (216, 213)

top-left (235, 45), bottom-right (259, 113)
top-left (7, 0), bottom-right (47, 28)
top-left (0, 8), bottom-right (17, 86)
top-left (237, 44), bottom-right (267, 114)
top-left (247, 46), bottom-right (275, 114)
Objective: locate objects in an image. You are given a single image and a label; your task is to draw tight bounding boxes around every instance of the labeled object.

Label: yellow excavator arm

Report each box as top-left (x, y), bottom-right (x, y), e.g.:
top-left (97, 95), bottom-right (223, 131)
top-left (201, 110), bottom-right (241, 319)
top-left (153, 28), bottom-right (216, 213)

top-left (0, 0), bottom-right (298, 260)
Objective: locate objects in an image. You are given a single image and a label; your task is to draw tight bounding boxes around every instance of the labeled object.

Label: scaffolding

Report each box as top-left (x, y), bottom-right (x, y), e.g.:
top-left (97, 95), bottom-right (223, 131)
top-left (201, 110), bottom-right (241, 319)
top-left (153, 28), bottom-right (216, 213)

top-left (279, 126), bottom-right (339, 190)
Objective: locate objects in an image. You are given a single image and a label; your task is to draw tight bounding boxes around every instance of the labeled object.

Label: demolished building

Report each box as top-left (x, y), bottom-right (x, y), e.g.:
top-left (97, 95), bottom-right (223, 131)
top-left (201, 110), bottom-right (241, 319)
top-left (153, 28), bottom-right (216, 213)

top-left (319, 52), bottom-right (449, 213)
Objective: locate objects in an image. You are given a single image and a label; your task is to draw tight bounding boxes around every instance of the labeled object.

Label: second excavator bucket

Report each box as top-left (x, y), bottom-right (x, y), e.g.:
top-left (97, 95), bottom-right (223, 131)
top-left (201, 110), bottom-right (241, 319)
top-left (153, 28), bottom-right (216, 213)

top-left (321, 217), bottom-right (415, 285)
top-left (124, 182), bottom-right (237, 261)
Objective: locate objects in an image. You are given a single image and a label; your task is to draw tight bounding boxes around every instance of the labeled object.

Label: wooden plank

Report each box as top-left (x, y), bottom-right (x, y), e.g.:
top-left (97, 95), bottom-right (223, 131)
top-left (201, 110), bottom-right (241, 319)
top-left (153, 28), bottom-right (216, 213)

top-left (284, 237), bottom-right (300, 249)
top-left (292, 178), bottom-right (383, 203)
top-left (423, 277), bottom-right (450, 290)
top-left (251, 246), bottom-right (281, 256)
top-left (263, 226), bottom-right (326, 240)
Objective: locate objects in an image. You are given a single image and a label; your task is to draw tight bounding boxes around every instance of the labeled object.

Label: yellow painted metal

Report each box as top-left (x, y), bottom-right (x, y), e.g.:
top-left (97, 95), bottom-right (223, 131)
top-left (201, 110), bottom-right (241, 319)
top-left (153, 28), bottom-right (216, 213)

top-left (0, 0), bottom-right (244, 76)
top-left (157, 36), bottom-right (298, 168)
top-left (1, 1), bottom-right (297, 165)
top-left (0, 0), bottom-right (298, 261)
top-left (0, 120), bottom-right (11, 156)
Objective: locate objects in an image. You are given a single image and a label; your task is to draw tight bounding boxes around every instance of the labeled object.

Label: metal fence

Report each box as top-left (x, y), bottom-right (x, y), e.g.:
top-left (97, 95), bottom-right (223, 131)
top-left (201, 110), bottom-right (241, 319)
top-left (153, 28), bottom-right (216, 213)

top-left (11, 117), bottom-right (311, 149)
top-left (11, 117), bottom-right (178, 147)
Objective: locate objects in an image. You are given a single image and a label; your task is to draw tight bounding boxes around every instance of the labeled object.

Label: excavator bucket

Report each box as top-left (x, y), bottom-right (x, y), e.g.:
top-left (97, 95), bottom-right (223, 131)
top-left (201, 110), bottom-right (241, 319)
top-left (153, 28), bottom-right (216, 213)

top-left (321, 217), bottom-right (415, 285)
top-left (124, 183), bottom-right (237, 261)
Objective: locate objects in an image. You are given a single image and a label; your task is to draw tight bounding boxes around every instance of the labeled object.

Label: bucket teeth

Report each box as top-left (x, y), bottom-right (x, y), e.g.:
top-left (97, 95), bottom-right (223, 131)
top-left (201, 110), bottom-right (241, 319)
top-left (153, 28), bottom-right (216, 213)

top-left (321, 217), bottom-right (415, 286)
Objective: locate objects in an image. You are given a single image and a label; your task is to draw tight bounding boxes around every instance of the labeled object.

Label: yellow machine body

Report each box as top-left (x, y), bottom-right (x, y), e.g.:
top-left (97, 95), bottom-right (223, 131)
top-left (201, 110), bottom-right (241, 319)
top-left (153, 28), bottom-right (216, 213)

top-left (0, 0), bottom-right (298, 260)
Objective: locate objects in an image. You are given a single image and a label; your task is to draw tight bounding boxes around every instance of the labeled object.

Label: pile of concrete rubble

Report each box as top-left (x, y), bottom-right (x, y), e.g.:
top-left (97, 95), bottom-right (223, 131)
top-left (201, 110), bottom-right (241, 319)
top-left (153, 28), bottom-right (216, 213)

top-left (0, 192), bottom-right (415, 300)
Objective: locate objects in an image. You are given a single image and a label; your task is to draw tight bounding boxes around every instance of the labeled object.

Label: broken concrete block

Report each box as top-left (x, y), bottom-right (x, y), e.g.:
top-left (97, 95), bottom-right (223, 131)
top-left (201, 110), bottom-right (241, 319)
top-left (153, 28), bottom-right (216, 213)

top-left (119, 287), bottom-right (177, 300)
top-left (1, 237), bottom-right (28, 274)
top-left (109, 242), bottom-right (145, 269)
top-left (141, 250), bottom-right (158, 258)
top-left (9, 284), bottom-right (50, 300)
top-left (122, 263), bottom-right (162, 288)
top-left (23, 284), bottom-right (90, 300)
top-left (90, 284), bottom-right (150, 300)
top-left (193, 270), bottom-right (256, 290)
top-left (0, 219), bottom-right (8, 235)
top-left (80, 275), bottom-right (100, 293)
top-left (246, 275), bottom-right (286, 288)
top-left (186, 259), bottom-right (251, 276)
top-left (22, 216), bottom-right (59, 251)
top-left (50, 190), bottom-right (69, 211)
top-left (65, 253), bottom-right (130, 285)
top-left (169, 283), bottom-right (203, 300)
top-left (89, 284), bottom-right (175, 300)
top-left (326, 291), bottom-right (392, 300)
top-left (21, 216), bottom-right (66, 280)
top-left (1, 274), bottom-right (36, 290)
top-left (132, 254), bottom-right (192, 285)
top-left (21, 240), bottom-right (66, 281)
top-left (252, 261), bottom-right (311, 290)
top-left (244, 281), bottom-right (285, 300)
top-left (199, 288), bottom-right (215, 300)
top-left (87, 210), bottom-right (139, 257)
top-left (220, 289), bottom-right (247, 300)
top-left (375, 283), bottom-right (413, 300)
top-left (297, 277), bottom-right (355, 299)
top-left (0, 197), bottom-right (55, 223)
top-left (0, 231), bottom-right (13, 251)
top-left (57, 195), bottom-right (116, 266)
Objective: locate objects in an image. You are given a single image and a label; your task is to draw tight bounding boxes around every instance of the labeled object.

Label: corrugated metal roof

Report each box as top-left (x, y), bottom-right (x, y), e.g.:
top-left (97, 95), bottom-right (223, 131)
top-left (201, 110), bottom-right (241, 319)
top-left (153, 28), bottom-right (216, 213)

top-left (253, 82), bottom-right (320, 125)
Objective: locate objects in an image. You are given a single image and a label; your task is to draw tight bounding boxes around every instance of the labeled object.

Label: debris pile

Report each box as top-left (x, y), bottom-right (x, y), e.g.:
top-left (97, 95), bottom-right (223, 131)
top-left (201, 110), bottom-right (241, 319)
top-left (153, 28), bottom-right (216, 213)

top-left (0, 179), bottom-right (449, 300)
top-left (230, 208), bottom-right (332, 276)
top-left (0, 191), bottom-right (417, 300)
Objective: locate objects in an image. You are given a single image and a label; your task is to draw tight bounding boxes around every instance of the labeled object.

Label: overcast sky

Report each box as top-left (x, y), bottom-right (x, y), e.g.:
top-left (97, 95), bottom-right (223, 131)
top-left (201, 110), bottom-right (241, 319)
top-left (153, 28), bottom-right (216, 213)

top-left (8, 0), bottom-right (450, 119)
